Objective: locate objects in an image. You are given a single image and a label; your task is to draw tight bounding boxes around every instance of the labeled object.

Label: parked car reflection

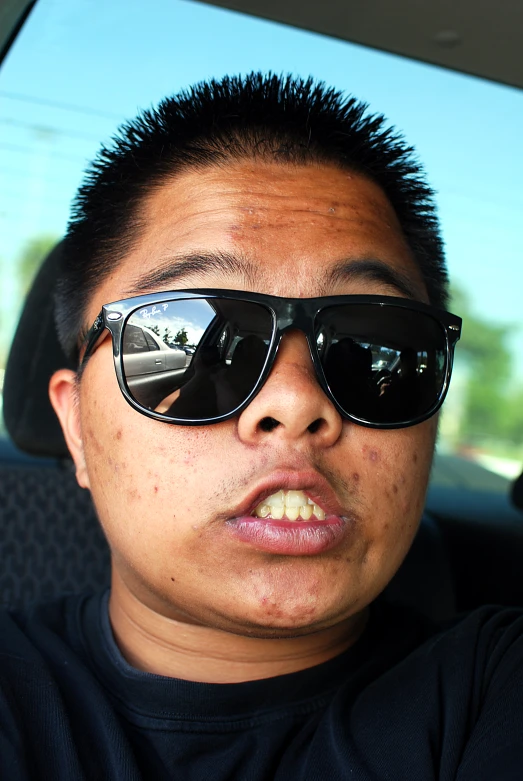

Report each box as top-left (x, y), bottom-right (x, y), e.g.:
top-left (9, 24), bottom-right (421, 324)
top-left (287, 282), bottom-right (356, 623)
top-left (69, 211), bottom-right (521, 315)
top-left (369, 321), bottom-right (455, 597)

top-left (122, 324), bottom-right (189, 408)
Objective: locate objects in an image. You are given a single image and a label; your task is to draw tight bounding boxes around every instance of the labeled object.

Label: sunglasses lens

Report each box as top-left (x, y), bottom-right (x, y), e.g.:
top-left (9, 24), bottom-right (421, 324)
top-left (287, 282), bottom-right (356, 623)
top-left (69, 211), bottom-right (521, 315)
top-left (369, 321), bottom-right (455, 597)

top-left (121, 298), bottom-right (272, 421)
top-left (316, 304), bottom-right (447, 425)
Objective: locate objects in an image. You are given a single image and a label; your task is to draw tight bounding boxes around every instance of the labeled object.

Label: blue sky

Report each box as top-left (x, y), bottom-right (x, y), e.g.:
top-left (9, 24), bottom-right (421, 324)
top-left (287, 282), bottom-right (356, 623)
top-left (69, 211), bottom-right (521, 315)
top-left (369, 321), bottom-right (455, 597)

top-left (1, 0), bottom-right (522, 358)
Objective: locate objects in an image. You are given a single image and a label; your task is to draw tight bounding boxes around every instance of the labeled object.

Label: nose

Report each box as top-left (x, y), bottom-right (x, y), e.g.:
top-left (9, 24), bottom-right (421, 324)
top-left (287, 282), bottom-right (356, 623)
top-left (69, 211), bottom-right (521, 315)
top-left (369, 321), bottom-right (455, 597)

top-left (236, 330), bottom-right (343, 446)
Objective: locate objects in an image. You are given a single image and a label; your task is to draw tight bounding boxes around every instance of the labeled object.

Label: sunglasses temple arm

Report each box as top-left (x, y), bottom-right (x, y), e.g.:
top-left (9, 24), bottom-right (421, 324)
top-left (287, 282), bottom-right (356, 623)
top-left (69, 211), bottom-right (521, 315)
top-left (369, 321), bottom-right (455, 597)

top-left (78, 311), bottom-right (107, 367)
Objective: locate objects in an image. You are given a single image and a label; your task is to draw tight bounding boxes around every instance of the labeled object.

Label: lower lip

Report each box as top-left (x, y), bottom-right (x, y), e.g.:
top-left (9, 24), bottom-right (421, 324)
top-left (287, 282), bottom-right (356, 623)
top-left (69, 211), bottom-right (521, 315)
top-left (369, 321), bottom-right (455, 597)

top-left (226, 516), bottom-right (347, 556)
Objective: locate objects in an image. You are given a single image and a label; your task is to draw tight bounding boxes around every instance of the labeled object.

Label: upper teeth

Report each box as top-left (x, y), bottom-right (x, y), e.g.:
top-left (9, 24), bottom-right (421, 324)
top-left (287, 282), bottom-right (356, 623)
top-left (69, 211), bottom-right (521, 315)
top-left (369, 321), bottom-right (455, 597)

top-left (253, 490), bottom-right (326, 521)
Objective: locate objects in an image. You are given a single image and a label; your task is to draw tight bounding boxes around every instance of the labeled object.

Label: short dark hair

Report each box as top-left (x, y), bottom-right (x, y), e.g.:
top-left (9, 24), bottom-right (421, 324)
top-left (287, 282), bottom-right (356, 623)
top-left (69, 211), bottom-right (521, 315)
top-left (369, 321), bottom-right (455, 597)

top-left (55, 72), bottom-right (448, 361)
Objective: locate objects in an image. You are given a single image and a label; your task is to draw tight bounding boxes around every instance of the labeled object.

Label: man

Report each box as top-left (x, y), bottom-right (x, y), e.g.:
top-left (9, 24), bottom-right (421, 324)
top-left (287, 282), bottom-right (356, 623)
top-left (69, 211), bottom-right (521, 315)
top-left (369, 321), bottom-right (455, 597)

top-left (1, 73), bottom-right (522, 779)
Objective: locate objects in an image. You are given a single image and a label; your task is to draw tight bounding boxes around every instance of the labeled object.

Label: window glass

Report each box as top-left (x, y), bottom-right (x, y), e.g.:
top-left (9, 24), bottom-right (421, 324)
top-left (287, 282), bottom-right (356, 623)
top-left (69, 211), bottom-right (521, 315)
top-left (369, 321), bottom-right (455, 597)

top-left (123, 324), bottom-right (149, 354)
top-left (1, 0), bottom-right (522, 485)
top-left (144, 331), bottom-right (160, 351)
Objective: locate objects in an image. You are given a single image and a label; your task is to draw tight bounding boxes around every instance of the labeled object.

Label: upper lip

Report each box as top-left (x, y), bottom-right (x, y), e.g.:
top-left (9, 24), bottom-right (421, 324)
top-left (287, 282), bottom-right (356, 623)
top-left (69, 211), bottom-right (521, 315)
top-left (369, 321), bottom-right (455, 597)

top-left (230, 470), bottom-right (348, 519)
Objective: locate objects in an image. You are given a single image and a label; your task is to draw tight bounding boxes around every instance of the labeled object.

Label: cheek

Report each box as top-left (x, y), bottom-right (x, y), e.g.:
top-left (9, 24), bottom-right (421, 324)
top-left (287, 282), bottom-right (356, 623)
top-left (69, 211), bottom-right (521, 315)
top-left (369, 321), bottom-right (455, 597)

top-left (79, 374), bottom-right (220, 539)
top-left (351, 423), bottom-right (436, 557)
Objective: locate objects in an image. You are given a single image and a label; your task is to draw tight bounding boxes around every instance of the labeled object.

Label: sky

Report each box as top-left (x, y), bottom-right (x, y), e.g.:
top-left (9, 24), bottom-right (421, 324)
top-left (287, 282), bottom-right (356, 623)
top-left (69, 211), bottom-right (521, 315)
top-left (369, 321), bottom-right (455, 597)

top-left (0, 0), bottom-right (522, 363)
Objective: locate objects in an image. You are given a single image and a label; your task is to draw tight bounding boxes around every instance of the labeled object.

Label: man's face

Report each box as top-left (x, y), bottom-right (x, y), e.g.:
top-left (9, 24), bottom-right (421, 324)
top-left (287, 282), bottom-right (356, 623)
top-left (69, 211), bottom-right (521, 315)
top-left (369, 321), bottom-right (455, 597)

top-left (61, 161), bottom-right (437, 637)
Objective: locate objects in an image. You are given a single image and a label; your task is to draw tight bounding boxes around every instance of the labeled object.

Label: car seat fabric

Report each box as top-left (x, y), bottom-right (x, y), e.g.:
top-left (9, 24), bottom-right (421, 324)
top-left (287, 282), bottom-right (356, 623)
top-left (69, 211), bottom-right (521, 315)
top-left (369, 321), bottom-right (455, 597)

top-left (0, 463), bottom-right (109, 607)
top-left (385, 511), bottom-right (455, 621)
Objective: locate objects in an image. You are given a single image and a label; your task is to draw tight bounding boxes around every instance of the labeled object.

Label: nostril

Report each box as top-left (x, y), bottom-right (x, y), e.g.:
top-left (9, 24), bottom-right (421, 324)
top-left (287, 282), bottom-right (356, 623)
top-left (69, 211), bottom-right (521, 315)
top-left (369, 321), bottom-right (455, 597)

top-left (308, 419), bottom-right (323, 434)
top-left (259, 416), bottom-right (280, 433)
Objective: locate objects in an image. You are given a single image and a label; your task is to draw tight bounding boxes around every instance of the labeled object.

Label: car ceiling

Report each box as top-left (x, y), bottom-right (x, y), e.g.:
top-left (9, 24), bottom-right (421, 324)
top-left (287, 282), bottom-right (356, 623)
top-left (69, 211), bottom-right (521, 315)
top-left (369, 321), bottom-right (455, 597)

top-left (196, 0), bottom-right (523, 90)
top-left (2, 0), bottom-right (522, 90)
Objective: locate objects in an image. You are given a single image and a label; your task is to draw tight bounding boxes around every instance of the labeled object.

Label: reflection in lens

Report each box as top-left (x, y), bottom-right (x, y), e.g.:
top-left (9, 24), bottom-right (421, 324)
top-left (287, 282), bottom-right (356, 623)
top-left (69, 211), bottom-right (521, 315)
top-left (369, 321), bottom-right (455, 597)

top-left (122, 297), bottom-right (272, 420)
top-left (317, 304), bottom-right (447, 424)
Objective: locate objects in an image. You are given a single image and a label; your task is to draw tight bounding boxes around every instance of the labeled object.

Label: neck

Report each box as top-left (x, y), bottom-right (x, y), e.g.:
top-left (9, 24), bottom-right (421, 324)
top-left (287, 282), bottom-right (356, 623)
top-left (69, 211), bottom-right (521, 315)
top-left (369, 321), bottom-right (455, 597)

top-left (108, 571), bottom-right (368, 684)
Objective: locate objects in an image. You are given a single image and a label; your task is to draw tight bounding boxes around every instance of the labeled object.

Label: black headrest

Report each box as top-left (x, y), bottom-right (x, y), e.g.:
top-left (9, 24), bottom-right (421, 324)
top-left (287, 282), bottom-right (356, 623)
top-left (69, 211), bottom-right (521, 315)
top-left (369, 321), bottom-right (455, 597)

top-left (3, 242), bottom-right (73, 458)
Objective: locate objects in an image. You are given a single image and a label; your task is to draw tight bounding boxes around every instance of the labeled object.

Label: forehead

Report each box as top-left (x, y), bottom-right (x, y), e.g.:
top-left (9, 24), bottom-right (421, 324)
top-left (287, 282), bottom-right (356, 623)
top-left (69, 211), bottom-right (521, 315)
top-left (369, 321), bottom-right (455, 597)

top-left (89, 161), bottom-right (427, 316)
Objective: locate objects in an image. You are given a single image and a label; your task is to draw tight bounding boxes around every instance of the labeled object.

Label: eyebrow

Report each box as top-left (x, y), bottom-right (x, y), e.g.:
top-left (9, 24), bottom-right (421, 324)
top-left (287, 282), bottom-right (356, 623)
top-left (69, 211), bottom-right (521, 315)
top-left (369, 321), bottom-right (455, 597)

top-left (127, 251), bottom-right (422, 300)
top-left (126, 251), bottom-right (260, 295)
top-left (325, 258), bottom-right (422, 300)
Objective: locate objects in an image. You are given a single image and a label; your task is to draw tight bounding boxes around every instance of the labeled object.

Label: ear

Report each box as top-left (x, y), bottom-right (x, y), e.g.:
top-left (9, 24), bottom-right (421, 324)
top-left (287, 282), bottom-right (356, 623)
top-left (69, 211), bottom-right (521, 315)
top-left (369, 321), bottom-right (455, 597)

top-left (48, 369), bottom-right (91, 489)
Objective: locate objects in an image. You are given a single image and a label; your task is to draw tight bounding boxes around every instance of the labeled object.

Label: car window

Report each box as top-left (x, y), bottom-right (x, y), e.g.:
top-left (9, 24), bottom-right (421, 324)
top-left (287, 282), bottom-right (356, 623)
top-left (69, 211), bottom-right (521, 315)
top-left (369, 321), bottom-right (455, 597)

top-left (1, 0), bottom-right (522, 491)
top-left (144, 331), bottom-right (160, 352)
top-left (123, 325), bottom-right (150, 354)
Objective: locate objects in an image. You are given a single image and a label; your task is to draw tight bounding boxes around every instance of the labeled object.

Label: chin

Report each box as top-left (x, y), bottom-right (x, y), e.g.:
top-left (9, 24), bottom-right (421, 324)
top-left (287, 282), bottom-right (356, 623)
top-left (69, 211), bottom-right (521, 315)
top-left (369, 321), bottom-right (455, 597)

top-left (239, 626), bottom-right (322, 640)
top-left (217, 599), bottom-right (356, 639)
top-left (226, 619), bottom-right (332, 640)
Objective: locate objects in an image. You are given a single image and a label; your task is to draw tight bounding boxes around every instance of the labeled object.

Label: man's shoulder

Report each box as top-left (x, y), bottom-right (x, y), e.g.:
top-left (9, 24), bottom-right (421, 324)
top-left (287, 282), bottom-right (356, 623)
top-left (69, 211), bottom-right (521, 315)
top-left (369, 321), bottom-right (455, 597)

top-left (358, 600), bottom-right (523, 702)
top-left (379, 601), bottom-right (523, 665)
top-left (437, 604), bottom-right (523, 690)
top-left (374, 598), bottom-right (523, 644)
top-left (0, 592), bottom-right (129, 780)
top-left (0, 592), bottom-right (108, 732)
top-left (423, 603), bottom-right (523, 663)
top-left (0, 591), bottom-right (100, 678)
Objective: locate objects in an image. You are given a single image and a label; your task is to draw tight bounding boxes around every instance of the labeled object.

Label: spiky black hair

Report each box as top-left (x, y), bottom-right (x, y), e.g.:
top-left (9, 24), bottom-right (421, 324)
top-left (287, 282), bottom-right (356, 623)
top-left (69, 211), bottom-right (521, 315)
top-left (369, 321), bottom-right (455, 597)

top-left (55, 72), bottom-right (448, 360)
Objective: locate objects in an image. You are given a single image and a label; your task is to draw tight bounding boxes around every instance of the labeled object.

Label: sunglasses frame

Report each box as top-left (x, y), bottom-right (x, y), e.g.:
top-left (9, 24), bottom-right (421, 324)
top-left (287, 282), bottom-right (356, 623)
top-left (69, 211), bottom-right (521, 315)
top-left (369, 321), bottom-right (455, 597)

top-left (81, 289), bottom-right (462, 429)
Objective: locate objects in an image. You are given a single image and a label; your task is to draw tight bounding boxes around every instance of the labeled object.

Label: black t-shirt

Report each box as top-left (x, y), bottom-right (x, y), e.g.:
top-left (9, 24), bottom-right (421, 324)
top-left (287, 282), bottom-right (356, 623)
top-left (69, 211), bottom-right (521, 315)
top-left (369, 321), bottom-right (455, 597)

top-left (1, 592), bottom-right (523, 780)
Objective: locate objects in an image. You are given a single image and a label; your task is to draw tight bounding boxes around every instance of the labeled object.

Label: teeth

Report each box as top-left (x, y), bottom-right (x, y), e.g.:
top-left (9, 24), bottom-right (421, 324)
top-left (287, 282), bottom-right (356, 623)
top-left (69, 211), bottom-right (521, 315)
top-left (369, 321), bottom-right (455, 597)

top-left (256, 505), bottom-right (271, 518)
top-left (265, 490), bottom-right (285, 506)
top-left (285, 490), bottom-right (306, 507)
top-left (313, 505), bottom-right (326, 521)
top-left (252, 490), bottom-right (327, 521)
top-left (300, 504), bottom-right (313, 520)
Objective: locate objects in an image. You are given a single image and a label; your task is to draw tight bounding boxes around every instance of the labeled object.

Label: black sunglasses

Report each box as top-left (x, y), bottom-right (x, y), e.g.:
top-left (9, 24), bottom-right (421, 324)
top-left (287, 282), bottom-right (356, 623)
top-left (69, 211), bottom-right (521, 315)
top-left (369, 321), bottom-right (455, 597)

top-left (81, 289), bottom-right (461, 429)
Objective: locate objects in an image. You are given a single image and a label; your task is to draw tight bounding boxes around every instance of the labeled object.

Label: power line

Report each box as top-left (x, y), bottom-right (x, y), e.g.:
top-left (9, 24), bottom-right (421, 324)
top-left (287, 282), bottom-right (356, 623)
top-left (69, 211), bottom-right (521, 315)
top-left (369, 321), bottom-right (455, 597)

top-left (0, 164), bottom-right (77, 183)
top-left (0, 116), bottom-right (104, 142)
top-left (0, 191), bottom-right (69, 206)
top-left (0, 141), bottom-right (89, 164)
top-left (0, 184), bottom-right (72, 203)
top-left (0, 90), bottom-right (124, 121)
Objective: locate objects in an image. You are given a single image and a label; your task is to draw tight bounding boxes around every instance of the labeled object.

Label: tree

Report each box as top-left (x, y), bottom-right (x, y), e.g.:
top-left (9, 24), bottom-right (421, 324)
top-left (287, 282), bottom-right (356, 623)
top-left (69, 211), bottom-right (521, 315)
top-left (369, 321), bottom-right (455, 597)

top-left (162, 327), bottom-right (174, 346)
top-left (450, 286), bottom-right (513, 445)
top-left (174, 328), bottom-right (188, 346)
top-left (500, 389), bottom-right (523, 446)
top-left (17, 234), bottom-right (59, 296)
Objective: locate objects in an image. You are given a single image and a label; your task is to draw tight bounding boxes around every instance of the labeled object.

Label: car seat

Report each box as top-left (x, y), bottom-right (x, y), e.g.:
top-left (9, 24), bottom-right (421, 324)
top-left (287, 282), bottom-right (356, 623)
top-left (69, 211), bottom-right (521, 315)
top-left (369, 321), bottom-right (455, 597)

top-left (1, 243), bottom-right (109, 607)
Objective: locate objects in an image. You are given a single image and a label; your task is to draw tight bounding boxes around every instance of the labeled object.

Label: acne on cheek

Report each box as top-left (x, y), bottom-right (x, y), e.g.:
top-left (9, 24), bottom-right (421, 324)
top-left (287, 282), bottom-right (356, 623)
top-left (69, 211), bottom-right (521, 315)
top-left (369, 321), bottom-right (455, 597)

top-left (358, 441), bottom-right (426, 524)
top-left (361, 445), bottom-right (381, 463)
top-left (361, 439), bottom-right (429, 485)
top-left (383, 473), bottom-right (414, 510)
top-left (84, 425), bottom-right (139, 503)
top-left (183, 452), bottom-right (198, 467)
